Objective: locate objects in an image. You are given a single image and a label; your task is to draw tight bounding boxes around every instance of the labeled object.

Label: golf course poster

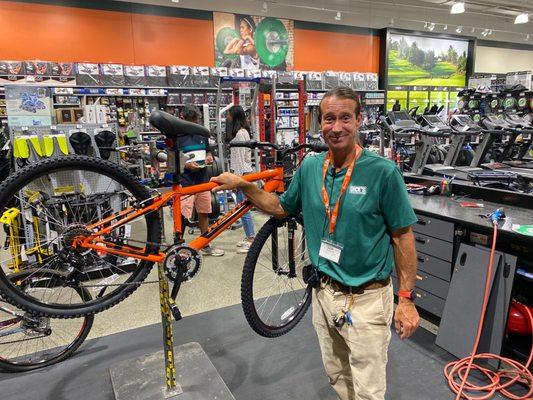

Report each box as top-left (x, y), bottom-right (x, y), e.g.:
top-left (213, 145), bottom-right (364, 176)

top-left (388, 33), bottom-right (468, 87)
top-left (213, 13), bottom-right (294, 71)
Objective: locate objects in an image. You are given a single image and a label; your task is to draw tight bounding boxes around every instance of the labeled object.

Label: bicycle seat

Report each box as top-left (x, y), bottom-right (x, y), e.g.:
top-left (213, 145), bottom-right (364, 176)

top-left (94, 130), bottom-right (116, 160)
top-left (69, 131), bottom-right (92, 155)
top-left (149, 110), bottom-right (210, 139)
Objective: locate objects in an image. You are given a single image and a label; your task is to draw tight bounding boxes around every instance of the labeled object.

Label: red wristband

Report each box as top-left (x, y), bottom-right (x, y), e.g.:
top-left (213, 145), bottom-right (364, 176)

top-left (397, 290), bottom-right (416, 301)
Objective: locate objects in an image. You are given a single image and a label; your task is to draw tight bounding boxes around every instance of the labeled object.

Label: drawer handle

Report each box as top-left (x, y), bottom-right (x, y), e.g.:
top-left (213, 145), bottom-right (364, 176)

top-left (415, 237), bottom-right (429, 244)
top-left (417, 218), bottom-right (431, 226)
top-left (417, 256), bottom-right (429, 263)
top-left (416, 275), bottom-right (423, 281)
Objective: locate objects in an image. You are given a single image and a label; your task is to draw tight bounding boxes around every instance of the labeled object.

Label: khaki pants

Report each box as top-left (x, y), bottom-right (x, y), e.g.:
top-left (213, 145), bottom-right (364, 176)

top-left (312, 281), bottom-right (393, 400)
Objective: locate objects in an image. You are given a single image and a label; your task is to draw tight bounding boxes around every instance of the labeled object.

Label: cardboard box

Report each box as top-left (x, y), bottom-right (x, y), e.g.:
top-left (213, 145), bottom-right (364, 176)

top-left (100, 63), bottom-right (125, 86)
top-left (168, 66), bottom-right (191, 87)
top-left (124, 65), bottom-right (146, 86)
top-left (76, 63), bottom-right (101, 86)
top-left (145, 65), bottom-right (167, 87)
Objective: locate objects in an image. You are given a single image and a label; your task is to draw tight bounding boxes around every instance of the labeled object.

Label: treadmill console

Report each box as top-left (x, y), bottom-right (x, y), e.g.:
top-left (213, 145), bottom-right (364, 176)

top-left (482, 114), bottom-right (511, 130)
top-left (387, 111), bottom-right (420, 128)
top-left (385, 111), bottom-right (422, 145)
top-left (420, 115), bottom-right (449, 131)
top-left (450, 115), bottom-right (481, 144)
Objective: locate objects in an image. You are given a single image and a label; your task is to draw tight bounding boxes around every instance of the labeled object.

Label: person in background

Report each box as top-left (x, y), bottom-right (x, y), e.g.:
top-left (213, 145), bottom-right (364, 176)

top-left (212, 87), bottom-right (419, 399)
top-left (392, 99), bottom-right (401, 111)
top-left (226, 105), bottom-right (256, 253)
top-left (179, 104), bottom-right (224, 257)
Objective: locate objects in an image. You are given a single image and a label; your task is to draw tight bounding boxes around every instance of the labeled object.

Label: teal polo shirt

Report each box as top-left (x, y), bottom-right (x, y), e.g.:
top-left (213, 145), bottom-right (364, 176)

top-left (280, 149), bottom-right (417, 287)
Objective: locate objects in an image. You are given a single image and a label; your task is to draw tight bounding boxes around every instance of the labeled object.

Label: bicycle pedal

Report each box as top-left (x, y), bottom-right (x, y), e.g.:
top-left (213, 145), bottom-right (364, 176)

top-left (169, 303), bottom-right (182, 321)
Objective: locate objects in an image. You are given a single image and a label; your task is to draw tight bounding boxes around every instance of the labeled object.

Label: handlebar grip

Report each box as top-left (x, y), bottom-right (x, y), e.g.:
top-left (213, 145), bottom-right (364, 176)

top-left (310, 143), bottom-right (329, 153)
top-left (229, 140), bottom-right (257, 148)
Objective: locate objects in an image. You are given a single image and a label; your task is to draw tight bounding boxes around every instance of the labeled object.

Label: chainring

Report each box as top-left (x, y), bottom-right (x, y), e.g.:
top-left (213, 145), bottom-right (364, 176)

top-left (163, 245), bottom-right (202, 283)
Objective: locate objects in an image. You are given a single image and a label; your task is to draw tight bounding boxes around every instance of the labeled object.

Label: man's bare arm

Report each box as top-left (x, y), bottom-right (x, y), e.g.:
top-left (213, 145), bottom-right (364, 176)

top-left (211, 173), bottom-right (288, 218)
top-left (391, 226), bottom-right (420, 339)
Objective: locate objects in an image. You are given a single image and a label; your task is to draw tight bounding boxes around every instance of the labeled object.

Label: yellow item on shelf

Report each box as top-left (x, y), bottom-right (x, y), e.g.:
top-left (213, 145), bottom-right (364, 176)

top-left (28, 135), bottom-right (44, 157)
top-left (13, 137), bottom-right (29, 159)
top-left (42, 135), bottom-right (54, 157)
top-left (54, 134), bottom-right (69, 155)
top-left (0, 208), bottom-right (23, 272)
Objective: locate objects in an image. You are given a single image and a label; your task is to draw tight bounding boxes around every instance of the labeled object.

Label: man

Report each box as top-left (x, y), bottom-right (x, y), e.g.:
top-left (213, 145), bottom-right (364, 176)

top-left (179, 104), bottom-right (224, 256)
top-left (212, 87), bottom-right (420, 399)
top-left (392, 99), bottom-right (401, 111)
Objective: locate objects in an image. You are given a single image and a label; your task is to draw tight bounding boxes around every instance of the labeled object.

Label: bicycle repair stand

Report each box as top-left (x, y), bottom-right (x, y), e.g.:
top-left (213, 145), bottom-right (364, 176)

top-left (108, 266), bottom-right (235, 399)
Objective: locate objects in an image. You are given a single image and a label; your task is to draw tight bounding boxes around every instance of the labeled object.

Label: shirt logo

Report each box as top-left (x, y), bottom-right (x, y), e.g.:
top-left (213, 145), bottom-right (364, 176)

top-left (349, 185), bottom-right (367, 195)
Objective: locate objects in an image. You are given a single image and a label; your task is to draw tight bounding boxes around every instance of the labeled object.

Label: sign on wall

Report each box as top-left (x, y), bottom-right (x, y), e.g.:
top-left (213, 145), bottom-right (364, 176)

top-left (388, 33), bottom-right (469, 87)
top-left (213, 13), bottom-right (294, 71)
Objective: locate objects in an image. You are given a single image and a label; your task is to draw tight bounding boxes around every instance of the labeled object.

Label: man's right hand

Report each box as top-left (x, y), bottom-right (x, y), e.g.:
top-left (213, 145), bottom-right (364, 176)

top-left (184, 162), bottom-right (202, 171)
top-left (210, 172), bottom-right (246, 192)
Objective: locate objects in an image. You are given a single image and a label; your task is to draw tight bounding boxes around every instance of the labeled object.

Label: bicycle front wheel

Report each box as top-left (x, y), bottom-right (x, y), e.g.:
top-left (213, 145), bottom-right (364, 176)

top-left (0, 269), bottom-right (93, 372)
top-left (0, 156), bottom-right (162, 318)
top-left (241, 215), bottom-right (312, 338)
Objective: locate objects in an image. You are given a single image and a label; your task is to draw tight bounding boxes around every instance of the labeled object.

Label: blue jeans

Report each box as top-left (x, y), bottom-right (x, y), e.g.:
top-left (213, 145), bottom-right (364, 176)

top-left (236, 189), bottom-right (255, 238)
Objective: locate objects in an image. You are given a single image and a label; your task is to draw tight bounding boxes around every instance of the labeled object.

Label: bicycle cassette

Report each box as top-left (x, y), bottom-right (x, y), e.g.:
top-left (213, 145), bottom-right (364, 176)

top-left (163, 245), bottom-right (202, 283)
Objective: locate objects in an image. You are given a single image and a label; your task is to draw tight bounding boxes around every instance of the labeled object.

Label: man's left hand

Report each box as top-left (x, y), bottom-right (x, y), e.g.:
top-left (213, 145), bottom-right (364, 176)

top-left (205, 153), bottom-right (213, 165)
top-left (394, 299), bottom-right (419, 339)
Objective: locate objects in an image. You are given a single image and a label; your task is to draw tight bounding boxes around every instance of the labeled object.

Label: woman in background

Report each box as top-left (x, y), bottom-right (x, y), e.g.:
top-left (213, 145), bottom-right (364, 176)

top-left (226, 105), bottom-right (256, 253)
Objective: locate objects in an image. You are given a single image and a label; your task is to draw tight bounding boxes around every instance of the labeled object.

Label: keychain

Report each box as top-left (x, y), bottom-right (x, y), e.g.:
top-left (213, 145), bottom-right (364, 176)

top-left (332, 294), bottom-right (355, 329)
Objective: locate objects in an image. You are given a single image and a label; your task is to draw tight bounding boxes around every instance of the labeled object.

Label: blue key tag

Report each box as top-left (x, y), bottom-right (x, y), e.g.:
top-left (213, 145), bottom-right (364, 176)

top-left (345, 311), bottom-right (353, 326)
top-left (319, 239), bottom-right (343, 264)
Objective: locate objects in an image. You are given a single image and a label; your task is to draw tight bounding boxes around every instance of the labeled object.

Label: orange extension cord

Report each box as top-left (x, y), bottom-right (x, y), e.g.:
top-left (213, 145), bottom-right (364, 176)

top-left (444, 223), bottom-right (533, 400)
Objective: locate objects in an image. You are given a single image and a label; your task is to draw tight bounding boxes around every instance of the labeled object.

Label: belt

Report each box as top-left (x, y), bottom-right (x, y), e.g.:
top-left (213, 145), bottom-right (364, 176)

top-left (319, 274), bottom-right (390, 294)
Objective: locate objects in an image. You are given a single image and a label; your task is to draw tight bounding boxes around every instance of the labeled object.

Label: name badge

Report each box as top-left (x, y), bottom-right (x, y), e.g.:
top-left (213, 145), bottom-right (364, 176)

top-left (319, 239), bottom-right (343, 264)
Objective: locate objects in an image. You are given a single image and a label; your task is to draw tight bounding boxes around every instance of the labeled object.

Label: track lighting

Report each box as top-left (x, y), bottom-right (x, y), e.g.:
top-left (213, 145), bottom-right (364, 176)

top-left (456, 26), bottom-right (463, 33)
top-left (481, 29), bottom-right (489, 37)
top-left (514, 13), bottom-right (529, 24)
top-left (488, 29), bottom-right (492, 35)
top-left (171, 0), bottom-right (179, 3)
top-left (424, 21), bottom-right (428, 28)
top-left (335, 11), bottom-right (341, 21)
top-left (428, 22), bottom-right (435, 31)
top-left (526, 34), bottom-right (531, 41)
top-left (262, 1), bottom-right (268, 12)
top-left (443, 24), bottom-right (448, 30)
top-left (450, 1), bottom-right (465, 14)
top-left (471, 27), bottom-right (475, 33)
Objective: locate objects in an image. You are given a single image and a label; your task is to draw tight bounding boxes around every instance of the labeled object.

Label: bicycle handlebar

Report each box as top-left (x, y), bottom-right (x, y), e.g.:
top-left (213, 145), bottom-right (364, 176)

top-left (229, 141), bottom-right (329, 159)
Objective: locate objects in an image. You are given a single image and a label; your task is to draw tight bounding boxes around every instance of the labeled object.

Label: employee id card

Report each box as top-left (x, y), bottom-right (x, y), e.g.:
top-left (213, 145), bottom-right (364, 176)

top-left (319, 239), bottom-right (343, 264)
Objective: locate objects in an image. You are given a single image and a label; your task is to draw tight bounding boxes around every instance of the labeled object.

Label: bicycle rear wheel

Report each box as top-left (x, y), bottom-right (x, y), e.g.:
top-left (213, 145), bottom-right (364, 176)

top-left (241, 215), bottom-right (312, 338)
top-left (0, 156), bottom-right (162, 318)
top-left (0, 269), bottom-right (93, 372)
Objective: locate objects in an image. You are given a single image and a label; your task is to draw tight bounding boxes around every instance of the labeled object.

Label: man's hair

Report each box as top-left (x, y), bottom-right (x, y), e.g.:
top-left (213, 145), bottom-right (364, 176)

top-left (318, 86), bottom-right (361, 121)
top-left (181, 104), bottom-right (201, 123)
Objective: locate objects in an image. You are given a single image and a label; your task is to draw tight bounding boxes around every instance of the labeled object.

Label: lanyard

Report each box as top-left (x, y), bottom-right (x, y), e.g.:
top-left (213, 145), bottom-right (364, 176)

top-left (321, 146), bottom-right (360, 235)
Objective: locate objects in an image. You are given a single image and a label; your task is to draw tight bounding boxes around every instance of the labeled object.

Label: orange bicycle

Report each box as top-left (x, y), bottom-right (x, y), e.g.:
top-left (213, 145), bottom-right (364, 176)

top-left (0, 111), bottom-right (326, 337)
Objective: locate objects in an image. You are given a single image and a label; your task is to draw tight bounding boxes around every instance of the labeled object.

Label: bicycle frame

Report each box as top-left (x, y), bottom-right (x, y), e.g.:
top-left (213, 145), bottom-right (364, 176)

top-left (76, 166), bottom-right (286, 264)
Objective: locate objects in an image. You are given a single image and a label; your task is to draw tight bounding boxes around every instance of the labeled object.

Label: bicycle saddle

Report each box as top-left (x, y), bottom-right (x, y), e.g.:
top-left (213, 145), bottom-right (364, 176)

top-left (69, 131), bottom-right (92, 155)
top-left (149, 110), bottom-right (210, 139)
top-left (94, 130), bottom-right (116, 160)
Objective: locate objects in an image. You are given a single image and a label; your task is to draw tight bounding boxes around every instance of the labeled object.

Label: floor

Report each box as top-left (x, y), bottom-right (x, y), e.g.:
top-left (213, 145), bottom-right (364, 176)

top-left (0, 300), bottom-right (508, 400)
top-left (2, 205), bottom-right (513, 399)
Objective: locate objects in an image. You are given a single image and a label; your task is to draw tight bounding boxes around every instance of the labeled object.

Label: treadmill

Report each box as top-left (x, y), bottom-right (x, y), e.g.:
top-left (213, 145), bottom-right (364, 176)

top-left (446, 115), bottom-right (517, 185)
top-left (480, 115), bottom-right (533, 179)
top-left (412, 114), bottom-right (454, 176)
top-left (503, 114), bottom-right (533, 168)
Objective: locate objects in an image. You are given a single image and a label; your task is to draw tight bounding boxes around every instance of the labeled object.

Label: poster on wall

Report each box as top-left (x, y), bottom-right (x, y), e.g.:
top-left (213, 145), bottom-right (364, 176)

top-left (387, 33), bottom-right (469, 87)
top-left (213, 12), bottom-right (294, 71)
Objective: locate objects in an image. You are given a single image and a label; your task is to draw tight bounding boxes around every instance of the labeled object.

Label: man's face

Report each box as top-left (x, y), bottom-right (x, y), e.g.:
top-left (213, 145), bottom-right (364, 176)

top-left (320, 96), bottom-right (362, 152)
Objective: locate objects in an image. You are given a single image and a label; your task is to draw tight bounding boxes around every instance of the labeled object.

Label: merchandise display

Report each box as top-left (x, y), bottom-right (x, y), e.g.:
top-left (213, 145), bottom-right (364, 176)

top-left (0, 2), bottom-right (531, 400)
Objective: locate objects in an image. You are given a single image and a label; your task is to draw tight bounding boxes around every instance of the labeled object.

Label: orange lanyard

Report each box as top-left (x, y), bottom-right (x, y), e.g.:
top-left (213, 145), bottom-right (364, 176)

top-left (321, 147), bottom-right (360, 235)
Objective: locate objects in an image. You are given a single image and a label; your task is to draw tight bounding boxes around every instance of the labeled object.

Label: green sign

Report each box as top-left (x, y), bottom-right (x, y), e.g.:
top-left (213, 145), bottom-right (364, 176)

top-left (512, 225), bottom-right (533, 237)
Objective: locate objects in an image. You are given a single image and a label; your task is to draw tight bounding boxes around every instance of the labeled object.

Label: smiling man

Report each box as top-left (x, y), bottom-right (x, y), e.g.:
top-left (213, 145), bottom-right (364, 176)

top-left (212, 87), bottom-right (419, 400)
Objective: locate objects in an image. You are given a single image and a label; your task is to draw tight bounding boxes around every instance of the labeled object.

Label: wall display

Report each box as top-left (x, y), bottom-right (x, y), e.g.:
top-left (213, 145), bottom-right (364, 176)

top-left (213, 13), bottom-right (294, 71)
top-left (387, 33), bottom-right (468, 87)
top-left (5, 85), bottom-right (53, 126)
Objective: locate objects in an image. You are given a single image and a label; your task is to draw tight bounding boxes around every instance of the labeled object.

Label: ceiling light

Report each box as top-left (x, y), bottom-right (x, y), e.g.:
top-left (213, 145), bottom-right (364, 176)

top-left (451, 2), bottom-right (465, 14)
top-left (443, 24), bottom-right (448, 30)
top-left (424, 21), bottom-right (428, 28)
top-left (481, 29), bottom-right (489, 37)
top-left (471, 27), bottom-right (475, 33)
top-left (335, 11), bottom-right (341, 21)
top-left (514, 13), bottom-right (529, 24)
top-left (262, 1), bottom-right (268, 12)
top-left (456, 26), bottom-right (463, 33)
top-left (488, 29), bottom-right (492, 35)
top-left (389, 18), bottom-right (395, 27)
top-left (526, 34), bottom-right (531, 41)
top-left (428, 23), bottom-right (435, 31)
top-left (171, 0), bottom-right (179, 2)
